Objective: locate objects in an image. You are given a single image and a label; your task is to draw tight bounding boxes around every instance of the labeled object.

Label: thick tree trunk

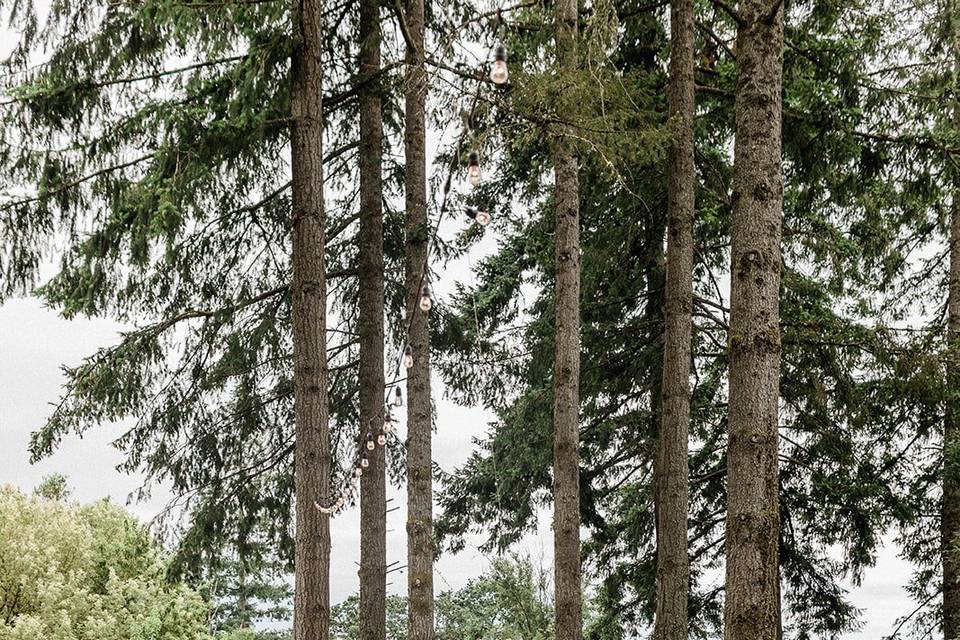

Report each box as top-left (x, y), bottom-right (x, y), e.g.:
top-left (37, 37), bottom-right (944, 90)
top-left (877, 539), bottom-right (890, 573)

top-left (653, 0), bottom-right (695, 637)
top-left (358, 0), bottom-right (387, 638)
top-left (290, 0), bottom-right (331, 638)
top-left (403, 0), bottom-right (434, 638)
top-left (723, 2), bottom-right (784, 640)
top-left (553, 0), bottom-right (582, 639)
top-left (944, 8), bottom-right (960, 638)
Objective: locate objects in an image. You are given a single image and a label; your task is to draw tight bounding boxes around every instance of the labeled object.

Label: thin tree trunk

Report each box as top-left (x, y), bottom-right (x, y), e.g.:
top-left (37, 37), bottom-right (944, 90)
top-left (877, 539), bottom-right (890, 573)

top-left (653, 0), bottom-right (695, 637)
top-left (946, 173), bottom-right (960, 640)
top-left (358, 0), bottom-right (387, 636)
top-left (943, 6), bottom-right (960, 635)
top-left (553, 0), bottom-right (582, 637)
top-left (403, 0), bottom-right (435, 637)
top-left (723, 1), bottom-right (784, 639)
top-left (290, 0), bottom-right (331, 637)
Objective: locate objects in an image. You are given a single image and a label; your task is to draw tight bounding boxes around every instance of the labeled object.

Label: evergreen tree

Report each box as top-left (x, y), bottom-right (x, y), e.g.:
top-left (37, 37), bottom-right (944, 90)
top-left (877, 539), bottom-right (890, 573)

top-left (0, 0), bottom-right (414, 589)
top-left (399, 0), bottom-right (436, 634)
top-left (430, 1), bottom-right (949, 638)
top-left (289, 0), bottom-right (334, 636)
top-left (722, 0), bottom-right (784, 637)
top-left (357, 0), bottom-right (388, 636)
top-left (653, 0), bottom-right (695, 637)
top-left (552, 0), bottom-right (583, 636)
top-left (944, 3), bottom-right (960, 637)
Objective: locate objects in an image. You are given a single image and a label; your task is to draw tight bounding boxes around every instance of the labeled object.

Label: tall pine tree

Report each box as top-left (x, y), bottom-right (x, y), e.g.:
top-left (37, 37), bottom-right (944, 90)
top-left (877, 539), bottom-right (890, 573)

top-left (653, 0), bottom-right (695, 637)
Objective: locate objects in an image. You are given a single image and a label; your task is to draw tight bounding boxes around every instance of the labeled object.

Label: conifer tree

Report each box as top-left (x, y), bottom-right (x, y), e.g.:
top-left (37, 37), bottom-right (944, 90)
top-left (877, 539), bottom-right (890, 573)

top-left (290, 0), bottom-right (332, 637)
top-left (358, 0), bottom-right (388, 635)
top-left (0, 0), bottom-right (396, 635)
top-left (944, 2), bottom-right (960, 634)
top-left (400, 0), bottom-right (436, 635)
top-left (653, 0), bottom-right (695, 637)
top-left (723, 0), bottom-right (784, 637)
top-left (552, 0), bottom-right (583, 637)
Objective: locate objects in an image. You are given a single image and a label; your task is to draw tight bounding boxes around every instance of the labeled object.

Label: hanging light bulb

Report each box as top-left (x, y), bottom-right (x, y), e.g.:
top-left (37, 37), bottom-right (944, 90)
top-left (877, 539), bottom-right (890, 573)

top-left (403, 345), bottom-right (414, 369)
top-left (467, 151), bottom-right (481, 186)
top-left (465, 207), bottom-right (491, 226)
top-left (361, 455), bottom-right (370, 469)
top-left (377, 430), bottom-right (387, 446)
top-left (419, 284), bottom-right (433, 312)
top-left (490, 44), bottom-right (509, 85)
top-left (383, 411), bottom-right (394, 434)
top-left (393, 387), bottom-right (403, 407)
top-left (365, 432), bottom-right (375, 451)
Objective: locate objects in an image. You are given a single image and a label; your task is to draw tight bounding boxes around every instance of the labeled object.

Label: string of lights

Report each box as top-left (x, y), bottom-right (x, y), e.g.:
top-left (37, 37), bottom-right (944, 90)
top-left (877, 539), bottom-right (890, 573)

top-left (314, 18), bottom-right (511, 515)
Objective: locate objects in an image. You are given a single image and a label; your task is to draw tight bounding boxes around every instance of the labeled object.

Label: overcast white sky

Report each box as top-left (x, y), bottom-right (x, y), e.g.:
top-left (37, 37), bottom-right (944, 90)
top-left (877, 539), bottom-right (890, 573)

top-left (0, 3), bottom-right (930, 638)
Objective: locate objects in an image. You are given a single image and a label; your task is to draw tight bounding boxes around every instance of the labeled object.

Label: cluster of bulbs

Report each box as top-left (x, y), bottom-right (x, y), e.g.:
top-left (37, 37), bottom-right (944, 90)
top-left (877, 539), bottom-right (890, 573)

top-left (315, 43), bottom-right (511, 516)
top-left (399, 44), bottom-right (508, 369)
top-left (315, 387), bottom-right (404, 515)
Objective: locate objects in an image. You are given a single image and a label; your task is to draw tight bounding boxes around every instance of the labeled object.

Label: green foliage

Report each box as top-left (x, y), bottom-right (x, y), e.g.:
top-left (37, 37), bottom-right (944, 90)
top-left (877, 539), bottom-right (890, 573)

top-left (430, 1), bottom-right (955, 639)
top-left (329, 554), bottom-right (558, 640)
top-left (0, 0), bottom-right (407, 577)
top-left (0, 483), bottom-right (212, 640)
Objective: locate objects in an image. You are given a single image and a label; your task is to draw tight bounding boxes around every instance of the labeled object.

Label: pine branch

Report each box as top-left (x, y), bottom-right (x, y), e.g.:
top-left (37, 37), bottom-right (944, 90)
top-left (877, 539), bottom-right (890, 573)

top-left (708, 0), bottom-right (746, 25)
top-left (142, 286), bottom-right (289, 336)
top-left (695, 20), bottom-right (736, 59)
top-left (389, 0), bottom-right (421, 61)
top-left (0, 55), bottom-right (248, 107)
top-left (0, 153), bottom-right (154, 212)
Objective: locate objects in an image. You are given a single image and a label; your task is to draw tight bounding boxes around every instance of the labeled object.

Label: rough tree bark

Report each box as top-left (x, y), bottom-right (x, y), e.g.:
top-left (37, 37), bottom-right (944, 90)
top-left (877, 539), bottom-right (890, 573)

top-left (553, 0), bottom-right (582, 638)
top-left (358, 0), bottom-right (387, 637)
top-left (402, 0), bottom-right (434, 638)
top-left (290, 0), bottom-right (331, 637)
top-left (723, 1), bottom-right (784, 639)
top-left (653, 0), bottom-right (695, 637)
top-left (944, 5), bottom-right (960, 635)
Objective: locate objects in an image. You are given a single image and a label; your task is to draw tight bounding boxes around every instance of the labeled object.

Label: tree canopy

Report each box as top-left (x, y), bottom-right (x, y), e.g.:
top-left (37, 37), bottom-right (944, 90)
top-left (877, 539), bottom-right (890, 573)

top-left (0, 479), bottom-right (214, 640)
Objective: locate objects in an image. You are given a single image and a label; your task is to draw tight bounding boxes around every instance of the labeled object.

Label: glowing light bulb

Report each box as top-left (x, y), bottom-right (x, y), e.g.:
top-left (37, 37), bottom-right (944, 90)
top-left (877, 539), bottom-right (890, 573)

top-left (467, 151), bottom-right (481, 186)
top-left (419, 285), bottom-right (433, 312)
top-left (361, 455), bottom-right (370, 469)
top-left (377, 431), bottom-right (387, 446)
top-left (366, 432), bottom-right (375, 451)
top-left (394, 387), bottom-right (403, 407)
top-left (466, 207), bottom-right (491, 226)
top-left (490, 45), bottom-right (509, 85)
top-left (403, 346), bottom-right (414, 369)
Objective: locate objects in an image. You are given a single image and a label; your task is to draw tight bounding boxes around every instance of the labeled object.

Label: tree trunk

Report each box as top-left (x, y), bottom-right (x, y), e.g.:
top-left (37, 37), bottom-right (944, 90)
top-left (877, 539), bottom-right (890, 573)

top-left (358, 0), bottom-right (387, 637)
top-left (723, 1), bottom-right (784, 639)
top-left (290, 0), bottom-right (331, 637)
top-left (946, 172), bottom-right (960, 640)
top-left (403, 0), bottom-right (435, 638)
top-left (653, 0), bottom-right (695, 637)
top-left (943, 8), bottom-right (960, 635)
top-left (553, 0), bottom-right (582, 638)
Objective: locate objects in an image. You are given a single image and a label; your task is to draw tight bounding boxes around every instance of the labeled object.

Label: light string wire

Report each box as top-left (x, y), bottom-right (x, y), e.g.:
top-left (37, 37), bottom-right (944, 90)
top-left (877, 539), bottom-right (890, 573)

top-left (315, 7), bottom-right (509, 515)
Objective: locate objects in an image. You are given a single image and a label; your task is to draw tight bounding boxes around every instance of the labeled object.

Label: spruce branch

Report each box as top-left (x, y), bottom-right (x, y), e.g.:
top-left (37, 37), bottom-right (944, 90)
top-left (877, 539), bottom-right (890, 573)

top-left (0, 55), bottom-right (248, 107)
top-left (0, 153), bottom-right (154, 212)
top-left (708, 0), bottom-right (746, 25)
